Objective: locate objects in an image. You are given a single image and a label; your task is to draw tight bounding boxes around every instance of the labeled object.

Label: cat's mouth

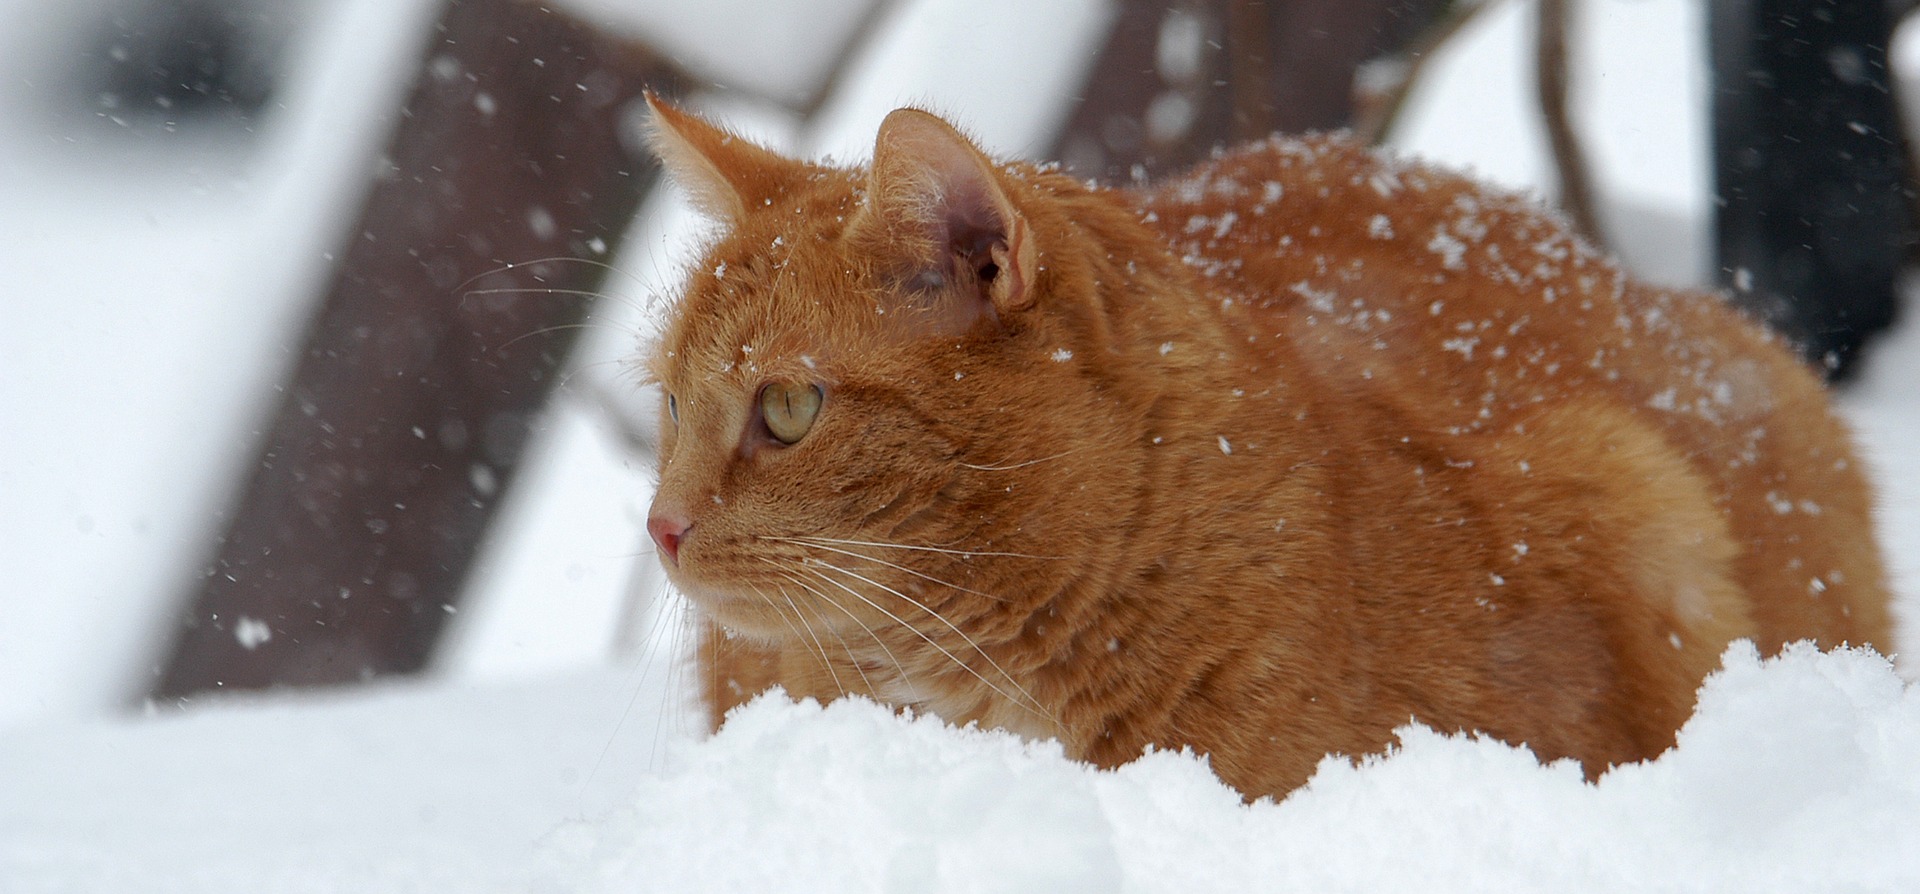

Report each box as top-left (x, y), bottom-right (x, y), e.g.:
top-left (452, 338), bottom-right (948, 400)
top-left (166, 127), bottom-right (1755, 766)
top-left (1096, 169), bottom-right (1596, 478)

top-left (659, 532), bottom-right (876, 642)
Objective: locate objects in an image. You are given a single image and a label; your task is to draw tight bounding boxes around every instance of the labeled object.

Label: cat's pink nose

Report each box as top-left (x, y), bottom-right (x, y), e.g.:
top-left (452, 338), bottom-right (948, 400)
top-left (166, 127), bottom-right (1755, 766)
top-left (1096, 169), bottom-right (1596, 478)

top-left (648, 513), bottom-right (691, 565)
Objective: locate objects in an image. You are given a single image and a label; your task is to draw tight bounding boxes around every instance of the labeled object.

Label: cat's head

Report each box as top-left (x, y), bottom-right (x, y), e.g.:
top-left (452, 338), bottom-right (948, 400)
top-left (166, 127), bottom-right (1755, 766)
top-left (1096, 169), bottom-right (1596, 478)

top-left (640, 96), bottom-right (1144, 655)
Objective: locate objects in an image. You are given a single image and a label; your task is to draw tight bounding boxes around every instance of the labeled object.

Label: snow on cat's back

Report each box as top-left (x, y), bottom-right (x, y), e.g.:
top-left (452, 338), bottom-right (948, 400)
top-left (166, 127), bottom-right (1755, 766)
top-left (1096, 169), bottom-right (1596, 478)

top-left (1143, 133), bottom-right (1889, 659)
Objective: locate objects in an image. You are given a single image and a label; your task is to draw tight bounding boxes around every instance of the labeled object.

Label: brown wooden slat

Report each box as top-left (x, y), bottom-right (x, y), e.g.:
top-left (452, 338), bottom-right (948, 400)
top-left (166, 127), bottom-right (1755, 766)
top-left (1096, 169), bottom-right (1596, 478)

top-left (1053, 0), bottom-right (1449, 182)
top-left (150, 0), bottom-right (681, 700)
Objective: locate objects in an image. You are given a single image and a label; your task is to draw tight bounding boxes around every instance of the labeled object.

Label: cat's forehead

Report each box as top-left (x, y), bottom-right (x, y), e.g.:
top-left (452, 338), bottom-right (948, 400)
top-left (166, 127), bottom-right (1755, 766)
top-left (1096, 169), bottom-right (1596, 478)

top-left (658, 176), bottom-right (881, 389)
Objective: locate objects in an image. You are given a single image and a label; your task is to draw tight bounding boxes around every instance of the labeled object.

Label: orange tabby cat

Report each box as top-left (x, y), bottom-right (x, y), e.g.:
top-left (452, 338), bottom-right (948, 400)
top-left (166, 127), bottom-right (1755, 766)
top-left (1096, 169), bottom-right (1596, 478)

top-left (640, 94), bottom-right (1893, 799)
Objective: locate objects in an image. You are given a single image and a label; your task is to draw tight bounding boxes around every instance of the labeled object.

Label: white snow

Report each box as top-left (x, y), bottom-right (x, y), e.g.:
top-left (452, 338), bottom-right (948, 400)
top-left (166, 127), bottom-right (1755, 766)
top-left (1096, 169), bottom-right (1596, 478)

top-left (566, 644), bottom-right (1920, 892)
top-left (1428, 227), bottom-right (1469, 270)
top-left (4, 644), bottom-right (1918, 890)
top-left (232, 616), bottom-right (272, 651)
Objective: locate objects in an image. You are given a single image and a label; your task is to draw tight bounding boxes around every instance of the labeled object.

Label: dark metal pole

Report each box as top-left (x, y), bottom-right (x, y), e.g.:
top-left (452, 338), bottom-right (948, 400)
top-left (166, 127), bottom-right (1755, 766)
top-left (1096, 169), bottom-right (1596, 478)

top-left (1710, 0), bottom-right (1909, 378)
top-left (149, 0), bottom-right (680, 701)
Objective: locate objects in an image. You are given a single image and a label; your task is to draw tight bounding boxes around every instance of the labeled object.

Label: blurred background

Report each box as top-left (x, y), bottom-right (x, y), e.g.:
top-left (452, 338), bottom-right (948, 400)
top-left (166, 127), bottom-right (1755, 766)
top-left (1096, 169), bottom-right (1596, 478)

top-left (3, 0), bottom-right (1917, 730)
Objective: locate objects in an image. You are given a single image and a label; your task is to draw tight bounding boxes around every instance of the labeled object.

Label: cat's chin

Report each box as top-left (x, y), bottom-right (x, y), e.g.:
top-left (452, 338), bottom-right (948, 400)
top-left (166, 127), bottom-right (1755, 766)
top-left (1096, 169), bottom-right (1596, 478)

top-left (674, 583), bottom-right (806, 644)
top-left (703, 613), bottom-right (792, 645)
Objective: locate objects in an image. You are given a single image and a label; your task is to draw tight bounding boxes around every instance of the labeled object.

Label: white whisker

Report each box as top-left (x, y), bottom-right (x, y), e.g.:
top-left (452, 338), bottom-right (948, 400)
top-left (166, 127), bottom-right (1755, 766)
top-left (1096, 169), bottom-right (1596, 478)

top-left (458, 285), bottom-right (654, 325)
top-left (763, 559), bottom-right (913, 692)
top-left (956, 446), bottom-right (1086, 471)
top-left (589, 578), bottom-right (691, 789)
top-left (749, 584), bottom-right (844, 698)
top-left (456, 255), bottom-right (649, 293)
top-left (762, 584), bottom-right (848, 699)
top-left (807, 559), bottom-right (1048, 718)
top-left (783, 534), bottom-right (1063, 561)
top-left (795, 564), bottom-right (1046, 719)
top-left (778, 539), bottom-right (1011, 603)
top-left (656, 592), bottom-right (693, 763)
top-left (463, 285), bottom-right (617, 301)
top-left (495, 321), bottom-right (632, 353)
top-left (769, 570), bottom-right (880, 697)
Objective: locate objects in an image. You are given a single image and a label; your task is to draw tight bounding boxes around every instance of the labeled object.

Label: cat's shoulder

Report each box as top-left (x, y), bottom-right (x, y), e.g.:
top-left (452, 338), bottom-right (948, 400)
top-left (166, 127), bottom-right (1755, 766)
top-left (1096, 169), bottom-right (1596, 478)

top-left (1133, 133), bottom-right (1609, 296)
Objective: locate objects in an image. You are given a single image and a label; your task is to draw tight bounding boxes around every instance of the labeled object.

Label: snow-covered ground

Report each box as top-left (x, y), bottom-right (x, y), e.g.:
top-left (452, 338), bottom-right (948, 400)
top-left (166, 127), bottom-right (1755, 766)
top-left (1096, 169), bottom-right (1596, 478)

top-left (5, 643), bottom-right (1917, 891)
top-left (3, 0), bottom-right (1918, 889)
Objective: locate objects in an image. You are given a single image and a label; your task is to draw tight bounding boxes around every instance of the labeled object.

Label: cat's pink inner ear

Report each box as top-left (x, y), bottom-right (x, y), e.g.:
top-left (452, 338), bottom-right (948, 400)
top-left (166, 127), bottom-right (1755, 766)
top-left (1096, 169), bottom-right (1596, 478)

top-left (644, 92), bottom-right (800, 224)
top-left (869, 109), bottom-right (1036, 316)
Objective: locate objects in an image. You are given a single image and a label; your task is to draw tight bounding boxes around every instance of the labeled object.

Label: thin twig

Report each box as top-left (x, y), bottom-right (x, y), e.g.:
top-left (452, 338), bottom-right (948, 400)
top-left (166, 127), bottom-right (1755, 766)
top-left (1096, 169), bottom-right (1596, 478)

top-left (1536, 0), bottom-right (1606, 245)
top-left (1352, 0), bottom-right (1499, 145)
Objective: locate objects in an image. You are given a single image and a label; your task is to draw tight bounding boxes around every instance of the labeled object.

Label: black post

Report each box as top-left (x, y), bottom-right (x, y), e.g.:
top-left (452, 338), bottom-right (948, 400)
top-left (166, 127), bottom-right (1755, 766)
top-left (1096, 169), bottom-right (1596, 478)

top-left (1710, 0), bottom-right (1909, 378)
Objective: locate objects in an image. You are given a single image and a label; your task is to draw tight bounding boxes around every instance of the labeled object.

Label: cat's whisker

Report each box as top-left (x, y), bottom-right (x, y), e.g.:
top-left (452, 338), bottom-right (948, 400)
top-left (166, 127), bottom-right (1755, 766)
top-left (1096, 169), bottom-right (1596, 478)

top-left (820, 624), bottom-right (875, 697)
top-left (747, 583), bottom-right (843, 697)
top-left (806, 559), bottom-right (1048, 718)
top-left (460, 285), bottom-right (608, 302)
top-left (456, 257), bottom-right (657, 320)
top-left (494, 321), bottom-right (638, 354)
top-left (764, 566), bottom-right (885, 697)
top-left (556, 356), bottom-right (646, 391)
top-left (768, 562), bottom-right (917, 696)
top-left (955, 446), bottom-right (1087, 472)
top-left (765, 537), bottom-right (1011, 604)
top-left (454, 255), bottom-right (650, 294)
top-left (740, 580), bottom-right (804, 644)
top-left (596, 580), bottom-right (695, 779)
top-left (794, 563), bottom-right (1048, 720)
top-left (462, 285), bottom-right (610, 300)
top-left (459, 285), bottom-right (654, 322)
top-left (655, 588), bottom-right (694, 765)
top-left (785, 534), bottom-right (1064, 561)
top-left (758, 583), bottom-right (848, 699)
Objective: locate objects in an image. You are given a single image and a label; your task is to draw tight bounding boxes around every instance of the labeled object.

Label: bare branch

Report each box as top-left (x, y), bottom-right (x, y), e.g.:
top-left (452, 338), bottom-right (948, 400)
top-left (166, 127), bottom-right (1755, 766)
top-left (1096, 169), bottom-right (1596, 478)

top-left (1352, 0), bottom-right (1497, 146)
top-left (1536, 0), bottom-right (1606, 245)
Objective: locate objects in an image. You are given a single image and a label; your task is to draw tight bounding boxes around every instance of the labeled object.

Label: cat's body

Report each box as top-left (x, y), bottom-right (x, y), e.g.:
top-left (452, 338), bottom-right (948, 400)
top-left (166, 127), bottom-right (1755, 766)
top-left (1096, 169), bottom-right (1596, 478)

top-left (643, 96), bottom-right (1893, 799)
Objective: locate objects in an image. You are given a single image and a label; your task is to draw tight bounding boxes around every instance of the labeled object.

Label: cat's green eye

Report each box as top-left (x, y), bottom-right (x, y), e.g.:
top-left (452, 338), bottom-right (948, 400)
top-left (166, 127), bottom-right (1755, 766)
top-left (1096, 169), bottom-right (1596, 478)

top-left (760, 382), bottom-right (822, 445)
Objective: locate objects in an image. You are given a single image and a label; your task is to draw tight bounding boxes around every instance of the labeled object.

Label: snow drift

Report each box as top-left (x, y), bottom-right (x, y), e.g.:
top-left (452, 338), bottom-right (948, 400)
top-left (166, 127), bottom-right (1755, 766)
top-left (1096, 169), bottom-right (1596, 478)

top-left (4, 624), bottom-right (1917, 891)
top-left (569, 642), bottom-right (1920, 891)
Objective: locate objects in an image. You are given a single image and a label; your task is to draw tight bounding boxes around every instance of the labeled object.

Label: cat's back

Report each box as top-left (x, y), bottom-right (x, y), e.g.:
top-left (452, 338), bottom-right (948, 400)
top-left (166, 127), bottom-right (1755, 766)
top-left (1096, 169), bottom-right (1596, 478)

top-left (1135, 133), bottom-right (1892, 655)
top-left (1139, 134), bottom-right (1694, 422)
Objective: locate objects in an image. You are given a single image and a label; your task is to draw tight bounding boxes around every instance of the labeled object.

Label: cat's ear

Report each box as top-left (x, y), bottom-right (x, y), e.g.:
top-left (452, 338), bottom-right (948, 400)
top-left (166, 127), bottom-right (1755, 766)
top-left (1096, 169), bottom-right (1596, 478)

top-left (644, 92), bottom-right (803, 224)
top-left (856, 108), bottom-right (1038, 325)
